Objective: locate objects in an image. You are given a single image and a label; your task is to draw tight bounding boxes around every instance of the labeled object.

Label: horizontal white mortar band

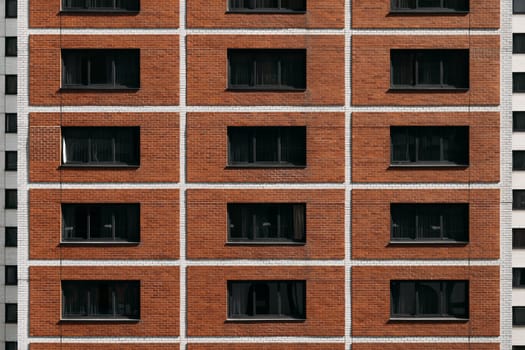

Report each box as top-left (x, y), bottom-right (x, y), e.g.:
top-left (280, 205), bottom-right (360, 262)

top-left (27, 29), bottom-right (499, 36)
top-left (27, 183), bottom-right (502, 189)
top-left (27, 259), bottom-right (500, 267)
top-left (27, 106), bottom-right (501, 113)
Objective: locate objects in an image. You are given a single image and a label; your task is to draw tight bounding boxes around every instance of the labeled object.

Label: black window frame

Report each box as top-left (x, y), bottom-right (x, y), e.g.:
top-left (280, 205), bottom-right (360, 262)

top-left (5, 151), bottom-right (16, 171)
top-left (61, 0), bottom-right (140, 12)
top-left (5, 342), bottom-right (17, 350)
top-left (515, 112), bottom-right (525, 132)
top-left (62, 280), bottom-right (140, 320)
top-left (514, 268), bottom-right (525, 288)
top-left (61, 49), bottom-right (140, 90)
top-left (515, 0), bottom-right (525, 14)
top-left (5, 304), bottom-right (16, 323)
top-left (515, 307), bottom-right (525, 325)
top-left (61, 203), bottom-right (140, 243)
top-left (5, 189), bottom-right (16, 209)
top-left (227, 203), bottom-right (306, 244)
top-left (515, 73), bottom-right (525, 93)
top-left (390, 126), bottom-right (469, 166)
top-left (390, 49), bottom-right (469, 90)
top-left (5, 0), bottom-right (16, 18)
top-left (515, 151), bottom-right (525, 170)
top-left (227, 0), bottom-right (306, 13)
top-left (5, 75), bottom-right (16, 95)
top-left (515, 34), bottom-right (525, 54)
top-left (390, 280), bottom-right (469, 319)
top-left (514, 190), bottom-right (525, 210)
top-left (390, 0), bottom-right (469, 13)
top-left (5, 266), bottom-right (16, 286)
top-left (228, 49), bottom-right (306, 91)
top-left (5, 37), bottom-right (16, 57)
top-left (390, 203), bottom-right (469, 243)
top-left (62, 127), bottom-right (140, 167)
top-left (228, 126), bottom-right (306, 167)
top-left (5, 114), bottom-right (16, 134)
top-left (5, 227), bottom-right (16, 247)
top-left (228, 280), bottom-right (306, 320)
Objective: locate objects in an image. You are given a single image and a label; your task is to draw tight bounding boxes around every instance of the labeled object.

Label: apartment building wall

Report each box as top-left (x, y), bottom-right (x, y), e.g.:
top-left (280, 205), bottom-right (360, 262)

top-left (19, 1), bottom-right (509, 350)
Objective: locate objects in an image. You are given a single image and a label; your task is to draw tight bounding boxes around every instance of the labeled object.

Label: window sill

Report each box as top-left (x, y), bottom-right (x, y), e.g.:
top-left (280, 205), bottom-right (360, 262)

top-left (388, 240), bottom-right (468, 246)
top-left (226, 241), bottom-right (306, 246)
top-left (389, 87), bottom-right (469, 92)
top-left (226, 10), bottom-right (306, 14)
top-left (389, 10), bottom-right (468, 15)
top-left (60, 164), bottom-right (140, 169)
top-left (226, 317), bottom-right (305, 322)
top-left (60, 318), bottom-right (140, 323)
top-left (226, 164), bottom-right (306, 169)
top-left (60, 241), bottom-right (140, 246)
top-left (389, 163), bottom-right (468, 169)
top-left (389, 317), bottom-right (468, 322)
top-left (60, 87), bottom-right (140, 92)
top-left (227, 87), bottom-right (306, 92)
top-left (60, 9), bottom-right (140, 14)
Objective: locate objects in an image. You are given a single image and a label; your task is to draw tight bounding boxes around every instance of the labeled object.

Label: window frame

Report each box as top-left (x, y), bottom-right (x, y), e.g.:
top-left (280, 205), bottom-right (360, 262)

top-left (390, 126), bottom-right (469, 167)
top-left (390, 280), bottom-right (469, 320)
top-left (515, 73), bottom-right (525, 93)
top-left (227, 280), bottom-right (306, 320)
top-left (5, 342), bottom-right (17, 350)
top-left (515, 112), bottom-right (525, 132)
top-left (61, 280), bottom-right (140, 321)
top-left (5, 227), bottom-right (16, 247)
top-left (61, 49), bottom-right (140, 90)
top-left (5, 304), bottom-right (16, 323)
top-left (5, 114), bottom-right (16, 134)
top-left (390, 203), bottom-right (469, 244)
top-left (390, 0), bottom-right (469, 13)
top-left (5, 189), bottom-right (16, 209)
top-left (61, 0), bottom-right (140, 13)
top-left (227, 203), bottom-right (306, 244)
top-left (515, 0), bottom-right (525, 14)
top-left (5, 0), bottom-right (16, 18)
top-left (390, 49), bottom-right (469, 90)
top-left (61, 127), bottom-right (140, 168)
top-left (514, 190), bottom-right (525, 210)
top-left (227, 126), bottom-right (306, 168)
top-left (227, 0), bottom-right (306, 13)
top-left (5, 75), bottom-right (16, 95)
top-left (61, 203), bottom-right (140, 244)
top-left (228, 49), bottom-right (307, 91)
top-left (514, 268), bottom-right (525, 288)
top-left (515, 306), bottom-right (525, 325)
top-left (5, 151), bottom-right (16, 171)
top-left (5, 37), bottom-right (16, 57)
top-left (5, 266), bottom-right (16, 286)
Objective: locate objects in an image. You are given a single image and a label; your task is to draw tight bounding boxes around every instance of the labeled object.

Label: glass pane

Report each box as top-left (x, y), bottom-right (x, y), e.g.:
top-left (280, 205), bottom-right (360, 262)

top-left (515, 190), bottom-right (525, 209)
top-left (442, 205), bottom-right (468, 241)
top-left (5, 114), bottom-right (17, 133)
top-left (63, 130), bottom-right (90, 163)
top-left (115, 52), bottom-right (140, 88)
top-left (281, 0), bottom-right (306, 10)
top-left (417, 282), bottom-right (440, 315)
top-left (514, 229), bottom-right (525, 248)
top-left (228, 128), bottom-right (253, 164)
top-left (391, 281), bottom-right (416, 316)
top-left (391, 52), bottom-right (414, 86)
top-left (256, 0), bottom-right (279, 8)
top-left (417, 0), bottom-right (441, 8)
top-left (62, 206), bottom-right (88, 240)
top-left (515, 0), bottom-right (525, 13)
top-left (515, 151), bottom-right (525, 170)
top-left (63, 0), bottom-right (86, 8)
top-left (254, 128), bottom-right (279, 162)
top-left (281, 127), bottom-right (306, 165)
top-left (254, 205), bottom-right (279, 239)
top-left (89, 55), bottom-right (112, 85)
top-left (91, 130), bottom-right (114, 163)
top-left (255, 55), bottom-right (279, 86)
top-left (5, 75), bottom-right (16, 95)
top-left (417, 131), bottom-right (441, 162)
top-left (417, 53), bottom-right (440, 85)
top-left (229, 53), bottom-right (253, 87)
top-left (5, 227), bottom-right (17, 247)
top-left (281, 52), bottom-right (306, 89)
top-left (417, 207), bottom-right (442, 239)
top-left (391, 205), bottom-right (417, 240)
top-left (93, 0), bottom-right (116, 8)
top-left (514, 112), bottom-right (525, 131)
top-left (515, 73), bottom-right (525, 92)
top-left (392, 0), bottom-right (417, 9)
top-left (514, 34), bottom-right (525, 54)
top-left (5, 37), bottom-right (17, 57)
top-left (442, 51), bottom-right (468, 88)
top-left (443, 0), bottom-right (468, 10)
top-left (6, 0), bottom-right (17, 17)
top-left (446, 281), bottom-right (467, 317)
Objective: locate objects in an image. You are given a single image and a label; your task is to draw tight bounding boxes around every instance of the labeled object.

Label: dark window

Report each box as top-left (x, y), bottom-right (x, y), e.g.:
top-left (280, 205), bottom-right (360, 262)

top-left (515, 229), bottom-right (525, 248)
top-left (515, 112), bottom-right (525, 131)
top-left (5, 190), bottom-right (16, 209)
top-left (5, 266), bottom-right (16, 285)
top-left (391, 0), bottom-right (468, 12)
top-left (391, 280), bottom-right (468, 318)
top-left (515, 307), bottom-right (525, 325)
top-left (62, 281), bottom-right (139, 319)
top-left (5, 75), bottom-right (16, 95)
top-left (515, 268), bottom-right (525, 288)
top-left (516, 34), bottom-right (525, 54)
top-left (228, 203), bottom-right (306, 243)
top-left (5, 304), bottom-right (16, 323)
top-left (391, 50), bottom-right (469, 89)
top-left (62, 204), bottom-right (140, 243)
top-left (514, 190), bottom-right (525, 209)
top-left (228, 49), bottom-right (306, 90)
top-left (391, 126), bottom-right (468, 166)
top-left (62, 49), bottom-right (140, 89)
top-left (515, 73), bottom-right (525, 92)
top-left (62, 127), bottom-right (139, 166)
top-left (514, 347), bottom-right (525, 350)
top-left (5, 227), bottom-right (16, 247)
top-left (228, 0), bottom-right (306, 12)
top-left (5, 151), bottom-right (16, 171)
top-left (515, 0), bottom-right (525, 13)
top-left (5, 0), bottom-right (16, 18)
top-left (228, 280), bottom-right (306, 319)
top-left (391, 203), bottom-right (468, 242)
top-left (5, 37), bottom-right (16, 57)
top-left (62, 0), bottom-right (139, 12)
top-left (5, 114), bottom-right (16, 134)
top-left (515, 151), bottom-right (525, 170)
top-left (228, 127), bottom-right (306, 167)
top-left (5, 342), bottom-right (17, 350)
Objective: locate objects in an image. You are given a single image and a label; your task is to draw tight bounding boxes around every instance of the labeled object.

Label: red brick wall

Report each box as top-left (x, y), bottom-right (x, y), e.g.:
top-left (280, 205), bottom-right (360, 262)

top-left (352, 266), bottom-right (499, 336)
top-left (30, 266), bottom-right (180, 336)
top-left (29, 189), bottom-right (179, 260)
top-left (186, 189), bottom-right (345, 259)
top-left (352, 344), bottom-right (499, 350)
top-left (352, 189), bottom-right (500, 260)
top-left (29, 113), bottom-right (179, 183)
top-left (29, 0), bottom-right (179, 28)
top-left (187, 266), bottom-right (345, 336)
top-left (188, 345), bottom-right (345, 350)
top-left (187, 0), bottom-right (344, 29)
top-left (352, 35), bottom-right (500, 106)
top-left (187, 35), bottom-right (345, 106)
top-left (31, 345), bottom-right (179, 350)
top-left (29, 35), bottom-right (179, 106)
top-left (352, 0), bottom-right (499, 29)
top-left (351, 112), bottom-right (500, 183)
top-left (186, 112), bottom-right (345, 183)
